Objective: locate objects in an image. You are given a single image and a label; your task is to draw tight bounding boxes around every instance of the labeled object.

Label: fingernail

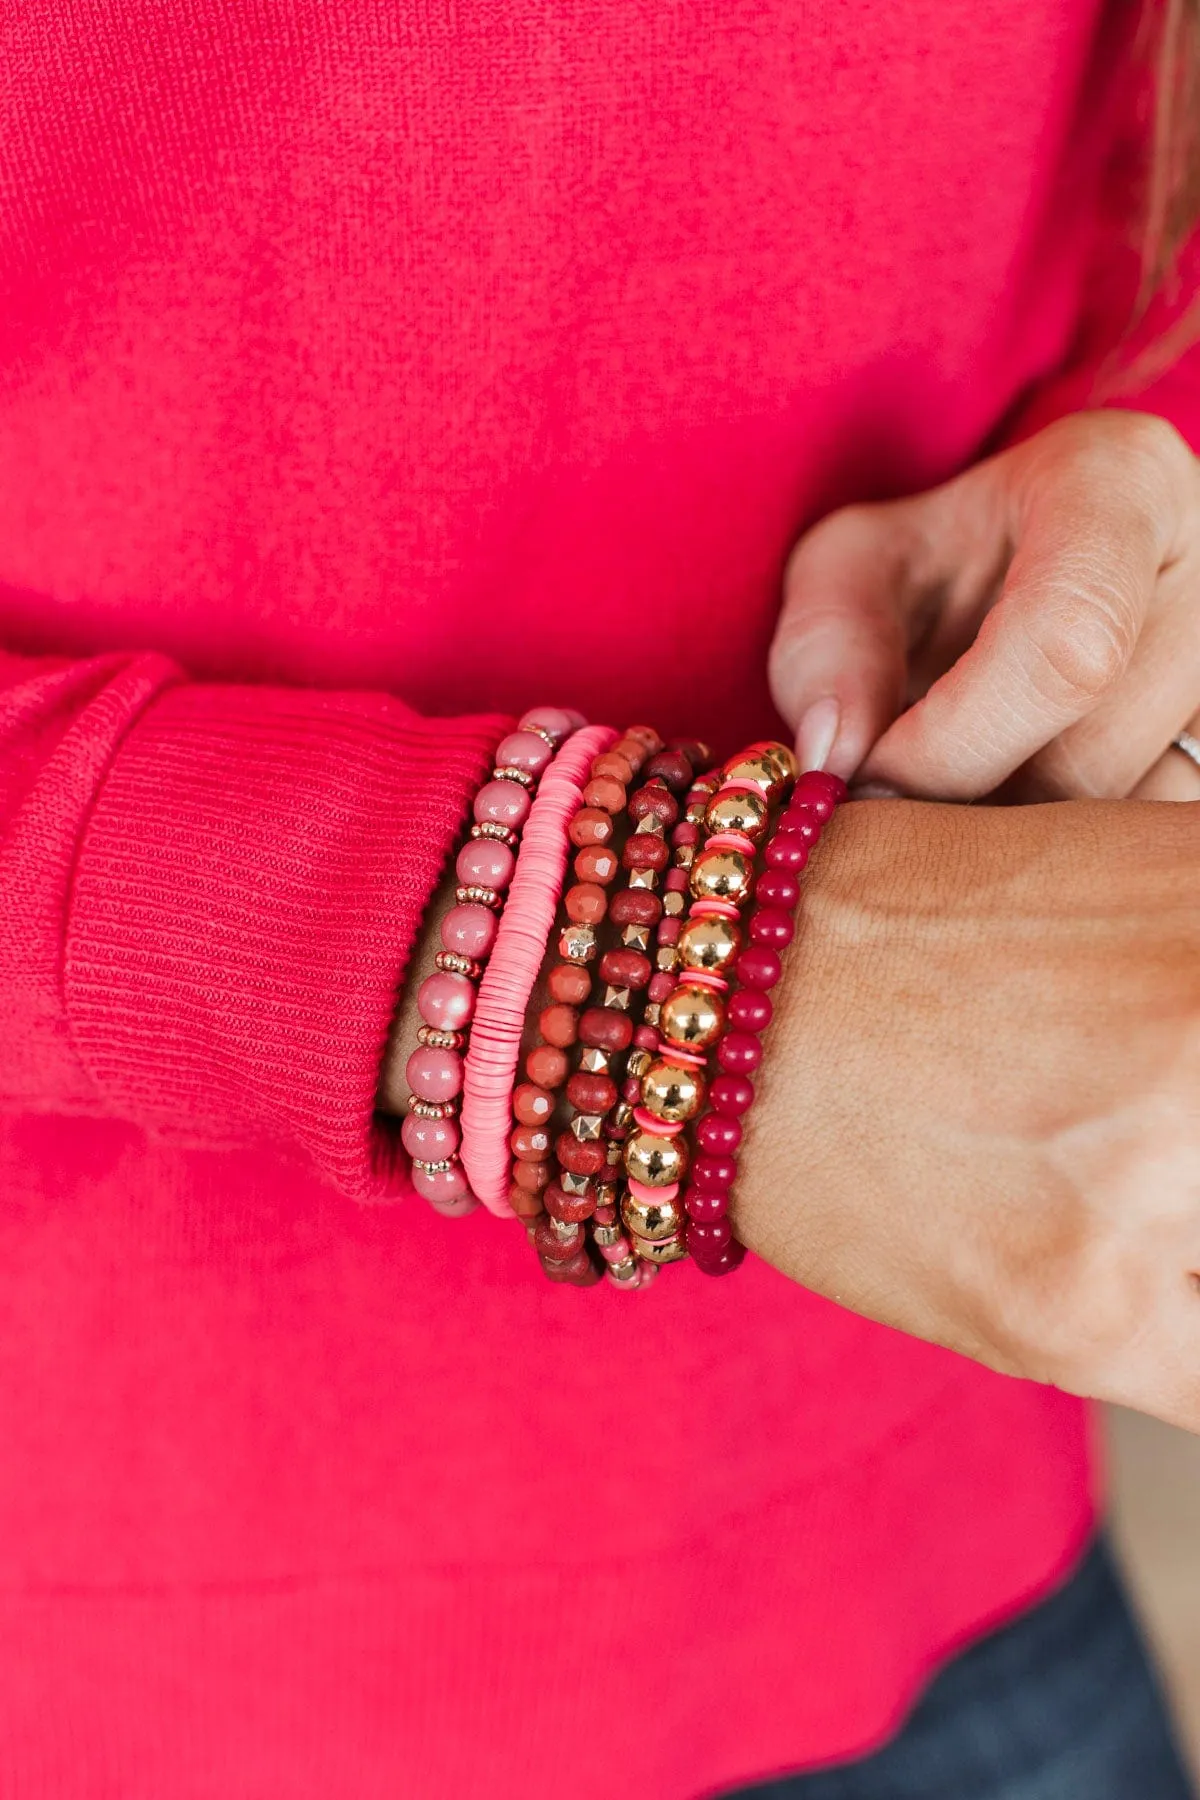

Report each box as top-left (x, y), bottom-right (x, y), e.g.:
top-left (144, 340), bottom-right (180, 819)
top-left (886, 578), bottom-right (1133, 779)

top-left (795, 697), bottom-right (841, 773)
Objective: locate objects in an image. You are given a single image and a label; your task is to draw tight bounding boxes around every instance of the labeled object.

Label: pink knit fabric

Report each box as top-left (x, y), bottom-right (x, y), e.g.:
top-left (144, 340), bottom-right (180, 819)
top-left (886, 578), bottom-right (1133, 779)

top-left (463, 725), bottom-right (616, 1215)
top-left (0, 4), bottom-right (1196, 1794)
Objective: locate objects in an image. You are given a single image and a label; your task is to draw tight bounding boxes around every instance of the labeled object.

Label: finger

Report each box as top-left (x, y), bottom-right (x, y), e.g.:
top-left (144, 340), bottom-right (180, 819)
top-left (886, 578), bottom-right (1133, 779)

top-left (1006, 554), bottom-right (1200, 798)
top-left (864, 448), bottom-right (1183, 800)
top-left (769, 500), bottom-right (947, 780)
top-left (1132, 722), bottom-right (1200, 800)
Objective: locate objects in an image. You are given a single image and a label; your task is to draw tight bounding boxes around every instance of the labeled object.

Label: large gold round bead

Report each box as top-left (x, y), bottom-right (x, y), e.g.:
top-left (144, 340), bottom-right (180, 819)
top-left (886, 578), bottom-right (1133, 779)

top-left (622, 1191), bottom-right (683, 1242)
top-left (745, 738), bottom-right (798, 782)
top-left (631, 1232), bottom-right (689, 1265)
top-left (704, 786), bottom-right (769, 840)
top-left (720, 751), bottom-right (785, 799)
top-left (640, 1056), bottom-right (706, 1122)
top-left (623, 1130), bottom-right (689, 1187)
top-left (659, 981), bottom-right (726, 1050)
top-left (678, 913), bottom-right (743, 975)
top-left (689, 848), bottom-right (753, 905)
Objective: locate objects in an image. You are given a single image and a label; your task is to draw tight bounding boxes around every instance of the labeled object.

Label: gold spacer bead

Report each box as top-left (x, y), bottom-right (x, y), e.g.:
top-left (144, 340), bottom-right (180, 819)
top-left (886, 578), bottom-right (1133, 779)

top-left (579, 1047), bottom-right (612, 1074)
top-left (655, 945), bottom-right (680, 973)
top-left (659, 981), bottom-right (726, 1050)
top-left (435, 950), bottom-right (483, 979)
top-left (603, 985), bottom-right (631, 1011)
top-left (592, 1223), bottom-right (622, 1249)
top-left (622, 1191), bottom-right (683, 1242)
top-left (524, 724), bottom-right (558, 749)
top-left (607, 1257), bottom-right (641, 1281)
top-left (456, 884), bottom-right (503, 909)
top-left (628, 867), bottom-right (660, 890)
top-left (678, 913), bottom-right (743, 974)
top-left (610, 1100), bottom-right (633, 1132)
top-left (639, 1057), bottom-right (705, 1123)
top-left (559, 922), bottom-right (598, 962)
top-left (470, 821), bottom-right (518, 846)
top-left (662, 889), bottom-right (686, 917)
top-left (571, 1112), bottom-right (604, 1142)
top-left (417, 1025), bottom-right (465, 1051)
top-left (606, 1141), bottom-right (624, 1166)
top-left (412, 1156), bottom-right (454, 1174)
top-left (626, 1048), bottom-right (653, 1080)
top-left (643, 1002), bottom-right (661, 1028)
top-left (621, 924), bottom-right (652, 951)
top-left (689, 848), bottom-right (753, 905)
top-left (593, 1180), bottom-right (619, 1208)
top-left (705, 787), bottom-right (769, 841)
top-left (492, 765), bottom-right (535, 789)
top-left (406, 1095), bottom-right (457, 1119)
top-left (675, 844), bottom-right (695, 870)
top-left (623, 1129), bottom-right (689, 1187)
top-left (560, 1171), bottom-right (593, 1196)
top-left (634, 814), bottom-right (665, 835)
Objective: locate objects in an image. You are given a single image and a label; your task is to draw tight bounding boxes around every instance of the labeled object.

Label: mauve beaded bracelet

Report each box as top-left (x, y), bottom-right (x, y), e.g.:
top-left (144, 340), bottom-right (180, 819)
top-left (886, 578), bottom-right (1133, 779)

top-left (402, 705), bottom-right (584, 1215)
top-left (462, 723), bottom-right (617, 1216)
top-left (683, 765), bottom-right (848, 1275)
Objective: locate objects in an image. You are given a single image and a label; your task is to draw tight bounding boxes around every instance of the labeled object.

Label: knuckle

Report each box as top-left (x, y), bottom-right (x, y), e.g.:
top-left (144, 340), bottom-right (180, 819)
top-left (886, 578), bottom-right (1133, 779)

top-left (1022, 578), bottom-right (1138, 705)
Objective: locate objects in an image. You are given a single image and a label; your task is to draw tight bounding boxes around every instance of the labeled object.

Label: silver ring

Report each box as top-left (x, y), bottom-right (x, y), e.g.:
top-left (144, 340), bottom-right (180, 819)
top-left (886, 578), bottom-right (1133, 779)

top-left (1171, 731), bottom-right (1200, 774)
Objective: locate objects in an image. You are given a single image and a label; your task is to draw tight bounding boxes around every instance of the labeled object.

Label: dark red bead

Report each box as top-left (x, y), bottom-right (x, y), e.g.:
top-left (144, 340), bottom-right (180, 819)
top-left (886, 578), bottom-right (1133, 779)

top-left (668, 738), bottom-right (711, 769)
top-left (647, 972), bottom-right (675, 1003)
top-left (780, 804), bottom-right (821, 845)
top-left (534, 1216), bottom-right (585, 1261)
top-left (717, 1031), bottom-right (764, 1074)
top-left (629, 784), bottom-right (679, 827)
top-left (670, 820), bottom-right (699, 847)
top-left (697, 1113), bottom-right (743, 1155)
top-left (609, 887), bottom-right (663, 927)
top-left (729, 989), bottom-right (773, 1034)
top-left (692, 1237), bottom-right (747, 1277)
top-left (755, 869), bottom-right (800, 910)
top-left (656, 916), bottom-right (681, 946)
top-left (622, 1075), bottom-right (642, 1104)
top-left (794, 770), bottom-right (847, 805)
top-left (555, 1133), bottom-right (608, 1176)
top-left (644, 750), bottom-right (693, 791)
top-left (622, 833), bottom-right (670, 872)
top-left (692, 1152), bottom-right (737, 1192)
top-left (544, 1181), bottom-right (596, 1223)
top-left (593, 1204), bottom-right (617, 1226)
top-left (736, 945), bottom-right (783, 990)
top-left (578, 1006), bottom-right (634, 1051)
top-left (599, 948), bottom-right (652, 990)
top-left (764, 834), bottom-right (809, 872)
top-left (566, 1071), bottom-right (618, 1114)
top-left (664, 868), bottom-right (690, 892)
top-left (542, 1248), bottom-right (599, 1283)
top-left (685, 1186), bottom-right (728, 1222)
top-left (710, 1072), bottom-right (755, 1115)
top-left (749, 908), bottom-right (794, 949)
top-left (687, 1216), bottom-right (733, 1257)
top-left (633, 1024), bottom-right (660, 1051)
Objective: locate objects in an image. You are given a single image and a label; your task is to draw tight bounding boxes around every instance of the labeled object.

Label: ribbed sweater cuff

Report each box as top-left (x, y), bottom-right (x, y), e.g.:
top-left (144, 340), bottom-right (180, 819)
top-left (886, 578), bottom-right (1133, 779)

top-left (64, 683), bottom-right (508, 1202)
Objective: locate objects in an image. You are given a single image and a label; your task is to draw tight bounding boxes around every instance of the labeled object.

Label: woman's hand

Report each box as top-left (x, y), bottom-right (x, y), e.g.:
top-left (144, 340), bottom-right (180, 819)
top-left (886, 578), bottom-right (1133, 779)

top-left (736, 797), bottom-right (1200, 1433)
top-left (768, 411), bottom-right (1200, 802)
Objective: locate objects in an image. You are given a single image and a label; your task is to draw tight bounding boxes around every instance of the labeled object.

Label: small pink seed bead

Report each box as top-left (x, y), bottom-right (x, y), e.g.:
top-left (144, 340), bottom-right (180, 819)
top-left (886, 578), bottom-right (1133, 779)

top-left (411, 1162), bottom-right (472, 1203)
top-left (417, 970), bottom-right (476, 1030)
top-left (440, 902), bottom-right (497, 959)
top-left (401, 1113), bottom-right (462, 1160)
top-left (601, 1235), bottom-right (633, 1265)
top-left (473, 779), bottom-right (531, 829)
top-left (456, 837), bottom-right (516, 891)
top-left (405, 1045), bottom-right (463, 1103)
top-left (495, 729), bottom-right (554, 776)
top-left (520, 705), bottom-right (576, 742)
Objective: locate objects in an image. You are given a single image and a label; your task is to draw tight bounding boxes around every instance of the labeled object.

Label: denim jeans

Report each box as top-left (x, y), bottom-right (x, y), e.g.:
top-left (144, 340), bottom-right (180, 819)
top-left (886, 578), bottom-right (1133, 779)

top-left (726, 1540), bottom-right (1194, 1800)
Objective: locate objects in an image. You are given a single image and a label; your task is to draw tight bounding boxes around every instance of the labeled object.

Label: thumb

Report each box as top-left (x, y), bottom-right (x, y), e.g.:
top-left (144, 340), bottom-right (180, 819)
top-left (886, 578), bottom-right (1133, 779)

top-left (769, 501), bottom-right (915, 779)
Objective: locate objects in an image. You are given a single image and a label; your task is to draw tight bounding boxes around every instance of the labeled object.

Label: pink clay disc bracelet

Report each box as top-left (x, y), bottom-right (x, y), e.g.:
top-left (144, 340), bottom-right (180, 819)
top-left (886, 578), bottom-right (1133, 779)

top-left (462, 723), bottom-right (618, 1215)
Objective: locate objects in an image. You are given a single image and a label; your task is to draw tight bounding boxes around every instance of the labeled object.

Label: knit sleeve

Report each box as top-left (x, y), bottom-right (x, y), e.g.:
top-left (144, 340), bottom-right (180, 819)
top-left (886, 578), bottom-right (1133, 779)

top-left (0, 645), bottom-right (507, 1202)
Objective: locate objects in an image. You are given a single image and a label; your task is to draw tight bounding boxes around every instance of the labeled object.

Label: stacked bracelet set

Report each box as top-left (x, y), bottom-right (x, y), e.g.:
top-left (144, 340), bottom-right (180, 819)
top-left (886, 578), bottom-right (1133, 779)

top-left (403, 712), bottom-right (845, 1286)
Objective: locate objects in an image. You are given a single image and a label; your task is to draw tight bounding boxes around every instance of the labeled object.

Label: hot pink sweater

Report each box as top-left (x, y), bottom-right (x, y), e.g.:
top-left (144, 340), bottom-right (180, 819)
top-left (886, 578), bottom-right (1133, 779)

top-left (2, 4), bottom-right (1198, 1795)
